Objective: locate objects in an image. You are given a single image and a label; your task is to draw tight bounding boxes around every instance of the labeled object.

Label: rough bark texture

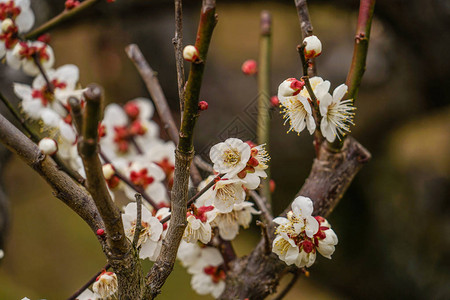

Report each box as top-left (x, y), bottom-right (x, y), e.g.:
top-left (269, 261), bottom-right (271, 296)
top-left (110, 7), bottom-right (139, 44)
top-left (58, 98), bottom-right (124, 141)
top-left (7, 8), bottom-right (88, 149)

top-left (219, 137), bottom-right (370, 299)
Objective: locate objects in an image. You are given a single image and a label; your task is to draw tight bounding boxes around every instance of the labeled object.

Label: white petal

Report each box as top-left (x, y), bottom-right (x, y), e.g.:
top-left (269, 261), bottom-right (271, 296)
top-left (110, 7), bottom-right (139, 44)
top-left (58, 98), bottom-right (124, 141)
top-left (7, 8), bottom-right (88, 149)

top-left (332, 84), bottom-right (348, 102)
top-left (314, 81), bottom-right (330, 100)
top-left (15, 7), bottom-right (35, 33)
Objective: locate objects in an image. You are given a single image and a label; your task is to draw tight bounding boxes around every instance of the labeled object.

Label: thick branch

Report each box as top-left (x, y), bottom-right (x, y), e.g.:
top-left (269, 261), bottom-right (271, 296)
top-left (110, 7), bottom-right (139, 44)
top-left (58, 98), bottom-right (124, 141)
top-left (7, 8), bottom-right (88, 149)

top-left (79, 85), bottom-right (142, 298)
top-left (0, 113), bottom-right (104, 241)
top-left (257, 10), bottom-right (273, 210)
top-left (173, 0), bottom-right (186, 113)
top-left (24, 0), bottom-right (102, 40)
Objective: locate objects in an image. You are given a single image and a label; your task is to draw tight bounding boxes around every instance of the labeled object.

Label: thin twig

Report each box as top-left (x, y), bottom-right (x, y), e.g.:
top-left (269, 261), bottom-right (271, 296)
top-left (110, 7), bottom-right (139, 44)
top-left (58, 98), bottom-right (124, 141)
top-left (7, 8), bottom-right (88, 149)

top-left (173, 0), bottom-right (186, 113)
top-left (99, 150), bottom-right (159, 209)
top-left (32, 54), bottom-right (54, 93)
top-left (301, 75), bottom-right (324, 155)
top-left (24, 0), bottom-right (102, 40)
top-left (272, 270), bottom-right (301, 300)
top-left (257, 10), bottom-right (273, 211)
top-left (132, 194), bottom-right (143, 247)
top-left (249, 190), bottom-right (273, 224)
top-left (294, 0), bottom-right (317, 76)
top-left (125, 44), bottom-right (202, 185)
top-left (67, 263), bottom-right (111, 300)
top-left (256, 220), bottom-right (271, 255)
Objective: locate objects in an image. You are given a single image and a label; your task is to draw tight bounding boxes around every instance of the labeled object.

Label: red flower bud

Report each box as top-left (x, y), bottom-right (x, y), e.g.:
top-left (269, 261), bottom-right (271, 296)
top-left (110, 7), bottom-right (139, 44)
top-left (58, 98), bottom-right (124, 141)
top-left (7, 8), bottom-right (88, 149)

top-left (198, 101), bottom-right (209, 111)
top-left (96, 228), bottom-right (105, 236)
top-left (241, 59), bottom-right (257, 75)
top-left (270, 96), bottom-right (280, 107)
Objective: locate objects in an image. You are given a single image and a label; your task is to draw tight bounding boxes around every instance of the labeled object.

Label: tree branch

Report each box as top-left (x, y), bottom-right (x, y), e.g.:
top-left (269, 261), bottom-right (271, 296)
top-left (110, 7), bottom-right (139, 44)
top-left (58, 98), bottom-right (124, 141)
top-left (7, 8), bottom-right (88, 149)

top-left (272, 270), bottom-right (301, 300)
top-left (0, 113), bottom-right (104, 243)
top-left (144, 1), bottom-right (217, 297)
top-left (173, 0), bottom-right (186, 113)
top-left (125, 44), bottom-right (202, 186)
top-left (257, 10), bottom-right (273, 211)
top-left (24, 0), bottom-right (102, 40)
top-left (79, 85), bottom-right (142, 299)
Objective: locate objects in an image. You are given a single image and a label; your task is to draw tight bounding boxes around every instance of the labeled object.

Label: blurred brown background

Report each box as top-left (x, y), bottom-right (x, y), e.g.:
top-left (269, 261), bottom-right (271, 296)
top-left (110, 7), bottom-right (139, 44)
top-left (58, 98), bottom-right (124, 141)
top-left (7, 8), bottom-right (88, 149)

top-left (0, 0), bottom-right (449, 299)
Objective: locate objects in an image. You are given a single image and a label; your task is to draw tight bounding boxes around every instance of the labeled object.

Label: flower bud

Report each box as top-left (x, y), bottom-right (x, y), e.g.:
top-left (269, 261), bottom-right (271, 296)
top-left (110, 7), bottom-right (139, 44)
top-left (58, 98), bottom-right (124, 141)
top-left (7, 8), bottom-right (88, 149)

top-left (303, 35), bottom-right (322, 59)
top-left (241, 59), bottom-right (257, 75)
top-left (38, 138), bottom-right (58, 155)
top-left (96, 228), bottom-right (105, 236)
top-left (102, 164), bottom-right (115, 180)
top-left (93, 271), bottom-right (118, 299)
top-left (1, 18), bottom-right (14, 32)
top-left (270, 179), bottom-right (276, 193)
top-left (278, 78), bottom-right (304, 98)
top-left (183, 45), bottom-right (199, 62)
top-left (124, 102), bottom-right (140, 119)
top-left (198, 101), bottom-right (208, 111)
top-left (0, 249), bottom-right (4, 259)
top-left (270, 96), bottom-right (279, 107)
top-left (65, 0), bottom-right (80, 10)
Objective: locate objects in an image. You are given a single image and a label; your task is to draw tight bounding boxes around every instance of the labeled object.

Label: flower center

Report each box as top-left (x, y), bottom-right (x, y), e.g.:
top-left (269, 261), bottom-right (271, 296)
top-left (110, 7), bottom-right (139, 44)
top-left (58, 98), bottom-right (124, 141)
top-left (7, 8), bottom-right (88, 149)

top-left (222, 148), bottom-right (241, 167)
top-left (18, 42), bottom-right (50, 61)
top-left (203, 266), bottom-right (226, 283)
top-left (130, 168), bottom-right (154, 189)
top-left (0, 1), bottom-right (21, 21)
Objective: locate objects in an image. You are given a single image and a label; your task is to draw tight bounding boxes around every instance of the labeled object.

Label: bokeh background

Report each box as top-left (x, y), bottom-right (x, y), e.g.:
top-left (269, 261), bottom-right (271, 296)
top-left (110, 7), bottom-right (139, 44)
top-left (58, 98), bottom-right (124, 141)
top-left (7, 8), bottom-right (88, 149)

top-left (0, 0), bottom-right (449, 299)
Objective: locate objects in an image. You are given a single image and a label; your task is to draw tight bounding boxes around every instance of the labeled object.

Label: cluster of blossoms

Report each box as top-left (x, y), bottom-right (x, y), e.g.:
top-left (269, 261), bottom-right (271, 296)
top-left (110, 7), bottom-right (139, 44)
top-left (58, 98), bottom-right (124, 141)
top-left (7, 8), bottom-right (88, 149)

top-left (277, 35), bottom-right (356, 142)
top-left (272, 196), bottom-right (338, 268)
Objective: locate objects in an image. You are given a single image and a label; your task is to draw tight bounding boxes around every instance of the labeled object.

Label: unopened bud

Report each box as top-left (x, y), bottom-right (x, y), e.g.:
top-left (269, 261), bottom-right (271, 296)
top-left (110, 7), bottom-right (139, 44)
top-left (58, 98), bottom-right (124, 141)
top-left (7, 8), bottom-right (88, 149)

top-left (270, 179), bottom-right (276, 193)
top-left (198, 101), bottom-right (208, 111)
top-left (37, 34), bottom-right (51, 44)
top-left (65, 0), bottom-right (81, 9)
top-left (96, 228), bottom-right (105, 236)
top-left (241, 59), bottom-right (257, 75)
top-left (102, 164), bottom-right (115, 180)
top-left (303, 35), bottom-right (322, 59)
top-left (38, 138), bottom-right (58, 155)
top-left (278, 78), bottom-right (305, 99)
top-left (124, 102), bottom-right (140, 119)
top-left (183, 45), bottom-right (199, 62)
top-left (270, 96), bottom-right (279, 107)
top-left (1, 18), bottom-right (14, 32)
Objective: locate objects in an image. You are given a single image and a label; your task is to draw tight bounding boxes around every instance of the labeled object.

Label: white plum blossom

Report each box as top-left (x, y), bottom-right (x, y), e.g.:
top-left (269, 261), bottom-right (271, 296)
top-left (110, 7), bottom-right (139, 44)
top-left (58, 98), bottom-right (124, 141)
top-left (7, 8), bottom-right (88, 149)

top-left (303, 35), bottom-right (322, 59)
top-left (272, 196), bottom-right (338, 268)
top-left (278, 78), bottom-right (315, 135)
top-left (122, 202), bottom-right (163, 260)
top-left (0, 0), bottom-right (35, 58)
top-left (211, 178), bottom-right (246, 213)
top-left (177, 240), bottom-right (202, 268)
top-left (183, 205), bottom-right (215, 244)
top-left (100, 99), bottom-right (160, 159)
top-left (7, 40), bottom-right (54, 76)
top-left (236, 143), bottom-right (270, 189)
top-left (210, 138), bottom-right (251, 177)
top-left (318, 83), bottom-right (356, 142)
top-left (210, 201), bottom-right (259, 240)
top-left (188, 247), bottom-right (226, 299)
top-left (92, 271), bottom-right (118, 299)
top-left (121, 161), bottom-right (169, 206)
top-left (38, 137), bottom-right (57, 155)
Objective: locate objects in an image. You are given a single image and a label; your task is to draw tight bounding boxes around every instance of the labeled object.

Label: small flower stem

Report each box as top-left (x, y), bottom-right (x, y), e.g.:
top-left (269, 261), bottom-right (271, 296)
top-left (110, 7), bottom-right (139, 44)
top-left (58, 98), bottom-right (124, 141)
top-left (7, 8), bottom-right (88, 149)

top-left (99, 150), bottom-right (159, 209)
top-left (301, 75), bottom-right (324, 155)
top-left (257, 10), bottom-right (273, 213)
top-left (67, 263), bottom-right (111, 300)
top-left (24, 0), bottom-right (102, 40)
top-left (129, 135), bottom-right (144, 155)
top-left (132, 194), bottom-right (143, 247)
top-left (294, 0), bottom-right (317, 76)
top-left (32, 54), bottom-right (54, 93)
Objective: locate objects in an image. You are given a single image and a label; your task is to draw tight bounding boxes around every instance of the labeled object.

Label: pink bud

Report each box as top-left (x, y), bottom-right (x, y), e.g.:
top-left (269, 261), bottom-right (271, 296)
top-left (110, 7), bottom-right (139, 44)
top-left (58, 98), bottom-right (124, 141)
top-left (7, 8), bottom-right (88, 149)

top-left (241, 59), bottom-right (257, 75)
top-left (96, 228), bottom-right (105, 236)
top-left (124, 102), bottom-right (140, 119)
top-left (270, 96), bottom-right (279, 107)
top-left (198, 101), bottom-right (209, 111)
top-left (303, 35), bottom-right (322, 59)
top-left (270, 179), bottom-right (276, 193)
